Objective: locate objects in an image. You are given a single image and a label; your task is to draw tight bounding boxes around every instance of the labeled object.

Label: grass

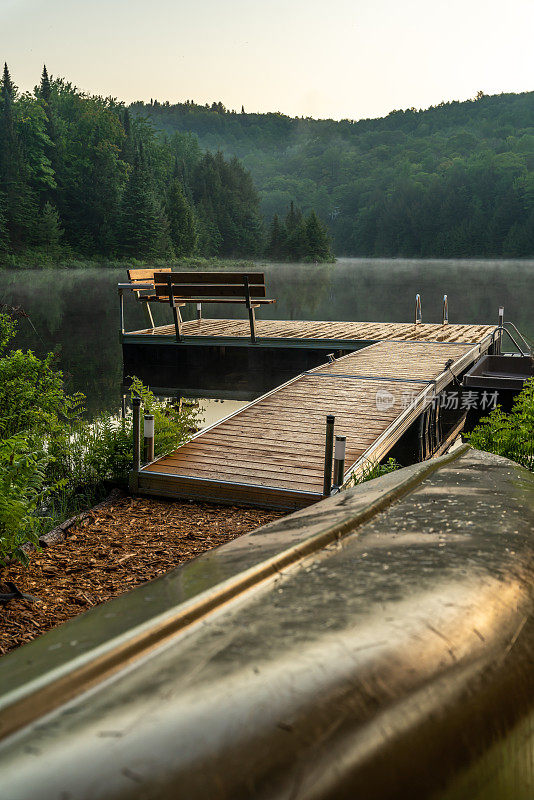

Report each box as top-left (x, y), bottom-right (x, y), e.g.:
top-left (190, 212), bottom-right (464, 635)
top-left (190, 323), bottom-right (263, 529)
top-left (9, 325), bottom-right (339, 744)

top-left (0, 249), bottom-right (258, 271)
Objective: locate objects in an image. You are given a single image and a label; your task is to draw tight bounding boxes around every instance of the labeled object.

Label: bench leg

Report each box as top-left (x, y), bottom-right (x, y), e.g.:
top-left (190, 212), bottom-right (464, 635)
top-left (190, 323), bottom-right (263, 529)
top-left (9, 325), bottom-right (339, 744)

top-left (197, 303), bottom-right (202, 321)
top-left (172, 304), bottom-right (183, 341)
top-left (142, 298), bottom-right (155, 329)
top-left (248, 305), bottom-right (256, 343)
top-left (244, 276), bottom-right (257, 343)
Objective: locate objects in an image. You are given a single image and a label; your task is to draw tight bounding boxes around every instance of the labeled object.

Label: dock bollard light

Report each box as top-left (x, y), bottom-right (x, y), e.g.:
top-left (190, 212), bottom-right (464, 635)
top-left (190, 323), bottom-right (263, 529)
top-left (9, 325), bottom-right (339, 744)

top-left (132, 396), bottom-right (141, 473)
top-left (415, 294), bottom-right (422, 324)
top-left (442, 295), bottom-right (448, 325)
top-left (333, 435), bottom-right (346, 488)
top-left (144, 414), bottom-right (155, 463)
top-left (497, 306), bottom-right (504, 354)
top-left (323, 414), bottom-right (335, 497)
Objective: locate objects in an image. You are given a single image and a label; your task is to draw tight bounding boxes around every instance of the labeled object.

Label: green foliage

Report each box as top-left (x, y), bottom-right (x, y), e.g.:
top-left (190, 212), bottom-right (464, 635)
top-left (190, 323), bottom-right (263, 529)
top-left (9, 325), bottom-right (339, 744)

top-left (37, 202), bottom-right (63, 255)
top-left (465, 379), bottom-right (534, 471)
top-left (129, 376), bottom-right (201, 458)
top-left (191, 151), bottom-right (264, 256)
top-left (119, 155), bottom-right (171, 258)
top-left (0, 434), bottom-right (51, 565)
top-left (166, 177), bottom-right (197, 256)
top-left (0, 313), bottom-right (203, 564)
top-left (133, 90), bottom-right (534, 257)
top-left (0, 65), bottom-right (267, 264)
top-left (344, 457), bottom-right (400, 489)
top-left (0, 314), bottom-right (83, 440)
top-left (267, 203), bottom-right (334, 261)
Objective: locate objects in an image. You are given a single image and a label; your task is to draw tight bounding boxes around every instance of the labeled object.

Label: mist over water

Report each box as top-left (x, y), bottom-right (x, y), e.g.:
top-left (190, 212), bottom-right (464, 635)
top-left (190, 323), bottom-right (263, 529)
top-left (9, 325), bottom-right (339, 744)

top-left (3, 258), bottom-right (532, 415)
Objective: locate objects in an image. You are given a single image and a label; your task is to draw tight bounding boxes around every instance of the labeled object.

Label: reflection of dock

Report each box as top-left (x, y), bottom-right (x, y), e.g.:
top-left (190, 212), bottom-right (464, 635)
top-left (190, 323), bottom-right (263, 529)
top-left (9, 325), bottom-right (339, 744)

top-left (132, 330), bottom-right (494, 509)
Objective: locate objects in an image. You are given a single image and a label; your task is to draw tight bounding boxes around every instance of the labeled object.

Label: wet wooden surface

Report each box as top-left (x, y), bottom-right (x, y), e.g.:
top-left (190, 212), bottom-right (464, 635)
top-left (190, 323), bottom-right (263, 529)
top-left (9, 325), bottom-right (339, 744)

top-left (129, 318), bottom-right (495, 343)
top-left (139, 340), bottom-right (482, 508)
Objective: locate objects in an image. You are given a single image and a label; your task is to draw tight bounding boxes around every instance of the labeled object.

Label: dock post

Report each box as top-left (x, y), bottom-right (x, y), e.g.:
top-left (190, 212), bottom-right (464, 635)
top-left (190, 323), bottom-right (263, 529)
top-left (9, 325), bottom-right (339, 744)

top-left (333, 435), bottom-right (346, 489)
top-left (129, 396), bottom-right (142, 493)
top-left (442, 295), bottom-right (448, 325)
top-left (118, 287), bottom-right (125, 337)
top-left (323, 415), bottom-right (335, 497)
top-left (144, 414), bottom-right (155, 463)
top-left (496, 306), bottom-right (504, 354)
top-left (415, 294), bottom-right (422, 324)
top-left (132, 396), bottom-right (141, 472)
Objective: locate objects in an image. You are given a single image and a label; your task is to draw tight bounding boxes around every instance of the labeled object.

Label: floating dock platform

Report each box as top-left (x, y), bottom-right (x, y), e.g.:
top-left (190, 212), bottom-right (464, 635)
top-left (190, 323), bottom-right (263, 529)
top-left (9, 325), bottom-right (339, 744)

top-left (130, 322), bottom-right (496, 509)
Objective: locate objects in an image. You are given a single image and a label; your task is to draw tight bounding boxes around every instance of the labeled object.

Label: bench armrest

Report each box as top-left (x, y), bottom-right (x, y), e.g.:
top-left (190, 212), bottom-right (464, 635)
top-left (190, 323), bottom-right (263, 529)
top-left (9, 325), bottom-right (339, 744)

top-left (117, 282), bottom-right (154, 291)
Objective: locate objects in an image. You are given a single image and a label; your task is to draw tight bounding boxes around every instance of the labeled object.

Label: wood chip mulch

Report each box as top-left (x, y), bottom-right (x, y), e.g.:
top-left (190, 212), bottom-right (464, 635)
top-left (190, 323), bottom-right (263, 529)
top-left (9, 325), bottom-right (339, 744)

top-left (0, 496), bottom-right (284, 657)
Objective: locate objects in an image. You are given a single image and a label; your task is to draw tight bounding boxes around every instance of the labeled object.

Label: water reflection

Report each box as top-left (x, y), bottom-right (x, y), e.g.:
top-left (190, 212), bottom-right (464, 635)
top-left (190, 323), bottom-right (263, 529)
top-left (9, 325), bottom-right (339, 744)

top-left (2, 258), bottom-right (532, 417)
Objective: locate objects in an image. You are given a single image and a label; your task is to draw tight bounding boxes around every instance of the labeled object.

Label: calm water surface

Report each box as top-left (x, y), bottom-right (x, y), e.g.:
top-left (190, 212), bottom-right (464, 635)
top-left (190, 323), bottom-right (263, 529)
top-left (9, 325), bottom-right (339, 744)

top-left (2, 258), bottom-right (532, 419)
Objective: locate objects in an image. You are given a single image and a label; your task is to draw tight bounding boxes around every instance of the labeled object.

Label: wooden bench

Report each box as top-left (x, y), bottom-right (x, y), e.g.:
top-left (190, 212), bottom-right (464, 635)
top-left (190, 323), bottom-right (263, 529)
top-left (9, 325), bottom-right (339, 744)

top-left (154, 272), bottom-right (276, 342)
top-left (126, 268), bottom-right (172, 329)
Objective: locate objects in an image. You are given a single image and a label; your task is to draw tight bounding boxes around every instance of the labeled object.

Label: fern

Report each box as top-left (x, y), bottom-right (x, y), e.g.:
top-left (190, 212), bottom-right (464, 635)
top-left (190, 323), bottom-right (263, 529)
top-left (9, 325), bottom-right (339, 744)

top-left (465, 378), bottom-right (534, 471)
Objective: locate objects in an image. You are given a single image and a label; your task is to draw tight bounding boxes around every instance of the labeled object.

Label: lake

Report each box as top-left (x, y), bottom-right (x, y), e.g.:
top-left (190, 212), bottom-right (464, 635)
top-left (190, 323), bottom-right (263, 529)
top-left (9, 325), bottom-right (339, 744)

top-left (2, 258), bottom-right (532, 421)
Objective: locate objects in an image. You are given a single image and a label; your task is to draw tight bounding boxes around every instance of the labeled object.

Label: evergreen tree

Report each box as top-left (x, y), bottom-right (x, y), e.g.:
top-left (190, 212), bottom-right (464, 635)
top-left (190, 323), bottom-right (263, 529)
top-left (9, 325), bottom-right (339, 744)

top-left (36, 64), bottom-right (59, 193)
top-left (285, 201), bottom-right (303, 234)
top-left (0, 64), bottom-right (35, 247)
top-left (195, 199), bottom-right (222, 256)
top-left (39, 65), bottom-right (51, 103)
top-left (120, 108), bottom-right (136, 165)
top-left (119, 154), bottom-right (171, 258)
top-left (305, 210), bottom-right (332, 261)
top-left (266, 213), bottom-right (286, 259)
top-left (283, 202), bottom-right (307, 259)
top-left (37, 201), bottom-right (63, 255)
top-left (0, 191), bottom-right (8, 253)
top-left (166, 177), bottom-right (197, 256)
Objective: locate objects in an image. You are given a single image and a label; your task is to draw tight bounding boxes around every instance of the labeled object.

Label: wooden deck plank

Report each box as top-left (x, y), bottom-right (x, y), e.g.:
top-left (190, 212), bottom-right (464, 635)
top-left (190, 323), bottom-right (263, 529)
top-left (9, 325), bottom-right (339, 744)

top-left (128, 318), bottom-right (494, 345)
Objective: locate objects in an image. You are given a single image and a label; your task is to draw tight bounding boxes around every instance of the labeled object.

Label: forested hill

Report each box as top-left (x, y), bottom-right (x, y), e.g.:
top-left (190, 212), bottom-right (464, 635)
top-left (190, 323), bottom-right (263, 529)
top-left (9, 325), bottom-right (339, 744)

top-left (130, 92), bottom-right (534, 257)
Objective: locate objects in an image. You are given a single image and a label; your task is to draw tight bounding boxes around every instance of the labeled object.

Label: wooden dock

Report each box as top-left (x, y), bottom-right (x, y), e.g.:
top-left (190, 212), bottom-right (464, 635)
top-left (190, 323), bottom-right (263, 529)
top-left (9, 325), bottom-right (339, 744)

top-left (126, 318), bottom-right (495, 347)
top-left (134, 328), bottom-right (494, 509)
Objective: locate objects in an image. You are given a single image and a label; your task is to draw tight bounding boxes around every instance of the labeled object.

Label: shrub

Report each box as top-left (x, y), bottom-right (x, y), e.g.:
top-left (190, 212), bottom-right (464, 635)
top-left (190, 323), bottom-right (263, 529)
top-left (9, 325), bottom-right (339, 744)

top-left (0, 313), bottom-right (83, 441)
top-left (0, 434), bottom-right (51, 565)
top-left (0, 312), bottom-right (203, 564)
top-left (465, 379), bottom-right (534, 471)
top-left (344, 457), bottom-right (400, 489)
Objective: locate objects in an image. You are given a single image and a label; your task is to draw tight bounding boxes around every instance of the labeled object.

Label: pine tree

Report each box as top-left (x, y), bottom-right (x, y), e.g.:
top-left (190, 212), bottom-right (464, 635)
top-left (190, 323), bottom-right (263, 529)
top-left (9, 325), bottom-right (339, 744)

top-left (120, 108), bottom-right (136, 165)
top-left (266, 214), bottom-right (286, 260)
top-left (37, 202), bottom-right (63, 255)
top-left (285, 201), bottom-right (303, 234)
top-left (305, 210), bottom-right (332, 261)
top-left (39, 65), bottom-right (51, 103)
top-left (166, 177), bottom-right (197, 256)
top-left (35, 65), bottom-right (58, 204)
top-left (283, 202), bottom-right (307, 259)
top-left (119, 154), bottom-right (171, 257)
top-left (0, 191), bottom-right (8, 253)
top-left (0, 64), bottom-right (35, 248)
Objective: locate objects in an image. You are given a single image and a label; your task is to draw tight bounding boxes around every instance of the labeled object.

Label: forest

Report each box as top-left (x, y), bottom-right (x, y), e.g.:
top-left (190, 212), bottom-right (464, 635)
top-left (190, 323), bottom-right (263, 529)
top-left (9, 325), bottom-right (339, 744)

top-left (0, 64), bottom-right (331, 264)
top-left (1, 62), bottom-right (533, 262)
top-left (131, 90), bottom-right (534, 257)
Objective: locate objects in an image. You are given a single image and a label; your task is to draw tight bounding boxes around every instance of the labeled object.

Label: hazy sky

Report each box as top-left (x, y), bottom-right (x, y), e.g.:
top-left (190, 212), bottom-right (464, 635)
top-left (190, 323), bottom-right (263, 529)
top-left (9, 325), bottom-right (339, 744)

top-left (2, 0), bottom-right (533, 120)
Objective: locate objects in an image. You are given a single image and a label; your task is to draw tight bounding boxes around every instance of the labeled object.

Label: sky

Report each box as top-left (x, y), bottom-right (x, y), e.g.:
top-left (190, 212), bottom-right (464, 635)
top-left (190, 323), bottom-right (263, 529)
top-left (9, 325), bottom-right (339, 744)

top-left (2, 0), bottom-right (533, 121)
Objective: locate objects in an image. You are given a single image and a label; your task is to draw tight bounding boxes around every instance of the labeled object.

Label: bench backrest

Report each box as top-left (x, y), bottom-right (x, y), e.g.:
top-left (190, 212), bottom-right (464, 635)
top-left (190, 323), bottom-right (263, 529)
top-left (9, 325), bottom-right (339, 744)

top-left (154, 272), bottom-right (267, 301)
top-left (127, 268), bottom-right (171, 296)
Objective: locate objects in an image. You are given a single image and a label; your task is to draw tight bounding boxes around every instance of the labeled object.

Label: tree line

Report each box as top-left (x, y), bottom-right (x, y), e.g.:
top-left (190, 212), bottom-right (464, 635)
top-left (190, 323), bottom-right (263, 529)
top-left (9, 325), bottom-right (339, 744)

top-left (0, 64), bottom-right (333, 263)
top-left (132, 91), bottom-right (534, 257)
